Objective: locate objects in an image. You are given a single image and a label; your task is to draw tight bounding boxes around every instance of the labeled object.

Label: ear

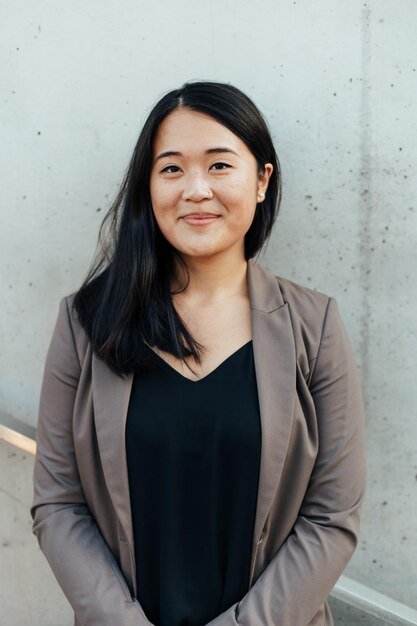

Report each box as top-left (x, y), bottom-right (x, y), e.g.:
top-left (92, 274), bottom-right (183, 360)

top-left (256, 164), bottom-right (274, 203)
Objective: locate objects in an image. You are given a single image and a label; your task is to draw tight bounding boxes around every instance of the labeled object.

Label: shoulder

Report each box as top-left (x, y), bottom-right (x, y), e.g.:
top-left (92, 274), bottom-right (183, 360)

top-left (276, 276), bottom-right (337, 359)
top-left (249, 259), bottom-right (331, 321)
top-left (266, 270), bottom-right (339, 362)
top-left (267, 268), bottom-right (333, 335)
top-left (56, 290), bottom-right (90, 365)
top-left (250, 259), bottom-right (337, 353)
top-left (272, 272), bottom-right (354, 373)
top-left (275, 274), bottom-right (331, 315)
top-left (63, 290), bottom-right (79, 318)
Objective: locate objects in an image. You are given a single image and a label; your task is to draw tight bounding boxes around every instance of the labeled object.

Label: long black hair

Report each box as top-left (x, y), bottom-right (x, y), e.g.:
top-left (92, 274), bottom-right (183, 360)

top-left (72, 80), bottom-right (282, 377)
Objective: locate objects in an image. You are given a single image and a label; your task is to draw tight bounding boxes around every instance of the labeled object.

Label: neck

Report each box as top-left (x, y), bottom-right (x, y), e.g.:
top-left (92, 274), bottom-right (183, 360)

top-left (171, 250), bottom-right (249, 307)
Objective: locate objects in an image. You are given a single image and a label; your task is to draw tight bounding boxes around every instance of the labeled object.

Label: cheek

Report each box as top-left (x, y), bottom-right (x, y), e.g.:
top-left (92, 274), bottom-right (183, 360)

top-left (150, 171), bottom-right (177, 203)
top-left (152, 207), bottom-right (174, 240)
top-left (150, 192), bottom-right (179, 236)
top-left (150, 184), bottom-right (171, 210)
top-left (223, 183), bottom-right (258, 224)
top-left (224, 170), bottom-right (258, 202)
top-left (220, 204), bottom-right (257, 243)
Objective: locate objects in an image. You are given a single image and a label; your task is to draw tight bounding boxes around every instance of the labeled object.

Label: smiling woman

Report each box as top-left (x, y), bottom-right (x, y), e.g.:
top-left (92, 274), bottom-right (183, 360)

top-left (31, 81), bottom-right (366, 626)
top-left (150, 108), bottom-right (273, 268)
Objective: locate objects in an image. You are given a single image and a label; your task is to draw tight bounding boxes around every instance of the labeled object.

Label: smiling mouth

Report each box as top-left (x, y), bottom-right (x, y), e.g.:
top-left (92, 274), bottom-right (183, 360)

top-left (182, 213), bottom-right (220, 218)
top-left (181, 215), bottom-right (220, 225)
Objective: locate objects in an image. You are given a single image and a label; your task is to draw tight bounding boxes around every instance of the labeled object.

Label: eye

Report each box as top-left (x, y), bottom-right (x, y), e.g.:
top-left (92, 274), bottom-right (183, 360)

top-left (210, 162), bottom-right (232, 171)
top-left (160, 165), bottom-right (181, 174)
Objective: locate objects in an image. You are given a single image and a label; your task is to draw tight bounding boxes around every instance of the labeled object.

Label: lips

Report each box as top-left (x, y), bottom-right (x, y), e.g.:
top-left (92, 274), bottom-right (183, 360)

top-left (182, 213), bottom-right (220, 218)
top-left (181, 213), bottom-right (220, 225)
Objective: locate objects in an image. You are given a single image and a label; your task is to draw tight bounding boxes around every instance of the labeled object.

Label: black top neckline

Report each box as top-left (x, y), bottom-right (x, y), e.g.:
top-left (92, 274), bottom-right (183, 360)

top-left (144, 339), bottom-right (253, 384)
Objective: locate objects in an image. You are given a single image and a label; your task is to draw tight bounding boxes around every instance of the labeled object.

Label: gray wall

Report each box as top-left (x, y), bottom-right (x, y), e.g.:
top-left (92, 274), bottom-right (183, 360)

top-left (1, 0), bottom-right (416, 610)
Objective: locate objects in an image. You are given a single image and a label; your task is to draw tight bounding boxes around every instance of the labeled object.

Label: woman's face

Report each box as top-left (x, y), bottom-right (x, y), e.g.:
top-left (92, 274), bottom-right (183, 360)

top-left (149, 108), bottom-right (273, 263)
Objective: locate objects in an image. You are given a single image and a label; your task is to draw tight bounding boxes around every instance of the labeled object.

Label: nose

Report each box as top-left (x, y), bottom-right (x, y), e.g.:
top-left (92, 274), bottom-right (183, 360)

top-left (182, 171), bottom-right (213, 202)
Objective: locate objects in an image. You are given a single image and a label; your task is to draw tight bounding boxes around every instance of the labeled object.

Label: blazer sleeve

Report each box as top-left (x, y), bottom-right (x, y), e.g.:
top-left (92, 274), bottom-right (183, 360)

top-left (205, 296), bottom-right (367, 626)
top-left (31, 296), bottom-right (153, 626)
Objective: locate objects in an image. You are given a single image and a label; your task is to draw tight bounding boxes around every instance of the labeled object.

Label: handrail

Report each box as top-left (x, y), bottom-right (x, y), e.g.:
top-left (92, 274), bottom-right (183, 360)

top-left (2, 418), bottom-right (417, 625)
top-left (0, 422), bottom-right (36, 455)
top-left (333, 576), bottom-right (417, 625)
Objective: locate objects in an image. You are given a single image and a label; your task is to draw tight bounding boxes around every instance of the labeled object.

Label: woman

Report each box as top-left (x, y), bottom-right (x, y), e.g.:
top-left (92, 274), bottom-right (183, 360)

top-left (31, 81), bottom-right (366, 626)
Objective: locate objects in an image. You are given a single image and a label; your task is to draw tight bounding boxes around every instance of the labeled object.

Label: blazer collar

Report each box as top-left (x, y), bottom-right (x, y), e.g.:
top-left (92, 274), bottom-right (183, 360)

top-left (92, 257), bottom-right (295, 588)
top-left (247, 257), bottom-right (285, 312)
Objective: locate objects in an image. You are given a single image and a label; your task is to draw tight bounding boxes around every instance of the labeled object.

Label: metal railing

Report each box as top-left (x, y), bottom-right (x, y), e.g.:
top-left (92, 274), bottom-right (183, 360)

top-left (2, 416), bottom-right (417, 625)
top-left (0, 421), bottom-right (36, 455)
top-left (333, 576), bottom-right (417, 625)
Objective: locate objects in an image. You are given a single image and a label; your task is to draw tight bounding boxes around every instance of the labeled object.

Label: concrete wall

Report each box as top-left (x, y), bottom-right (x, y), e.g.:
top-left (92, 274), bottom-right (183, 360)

top-left (1, 0), bottom-right (416, 612)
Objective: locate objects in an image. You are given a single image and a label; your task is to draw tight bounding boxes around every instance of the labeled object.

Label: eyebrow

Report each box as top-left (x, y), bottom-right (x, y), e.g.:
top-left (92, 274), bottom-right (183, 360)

top-left (153, 147), bottom-right (239, 164)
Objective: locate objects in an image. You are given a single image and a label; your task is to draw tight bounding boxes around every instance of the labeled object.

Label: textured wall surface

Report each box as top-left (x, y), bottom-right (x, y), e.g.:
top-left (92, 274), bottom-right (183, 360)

top-left (1, 0), bottom-right (416, 612)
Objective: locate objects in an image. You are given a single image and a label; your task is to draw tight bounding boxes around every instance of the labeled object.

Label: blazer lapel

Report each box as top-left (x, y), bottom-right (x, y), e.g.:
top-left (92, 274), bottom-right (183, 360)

top-left (92, 354), bottom-right (134, 545)
top-left (247, 258), bottom-right (296, 584)
top-left (91, 258), bottom-right (296, 584)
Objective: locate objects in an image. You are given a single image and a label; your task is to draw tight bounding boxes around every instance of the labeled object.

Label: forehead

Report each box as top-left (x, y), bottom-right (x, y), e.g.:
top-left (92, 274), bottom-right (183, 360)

top-left (152, 108), bottom-right (247, 155)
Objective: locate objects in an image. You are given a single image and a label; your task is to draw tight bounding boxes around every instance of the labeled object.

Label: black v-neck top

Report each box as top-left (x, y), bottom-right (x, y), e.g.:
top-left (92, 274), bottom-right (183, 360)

top-left (125, 340), bottom-right (262, 626)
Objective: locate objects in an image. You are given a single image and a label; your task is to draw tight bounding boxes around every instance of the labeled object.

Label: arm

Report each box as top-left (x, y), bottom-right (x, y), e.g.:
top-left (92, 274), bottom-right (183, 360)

top-left (31, 297), bottom-right (153, 626)
top-left (205, 296), bottom-right (367, 626)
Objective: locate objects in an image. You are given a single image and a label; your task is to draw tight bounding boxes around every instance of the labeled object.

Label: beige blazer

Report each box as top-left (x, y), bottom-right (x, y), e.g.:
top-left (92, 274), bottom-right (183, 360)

top-left (31, 258), bottom-right (366, 626)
